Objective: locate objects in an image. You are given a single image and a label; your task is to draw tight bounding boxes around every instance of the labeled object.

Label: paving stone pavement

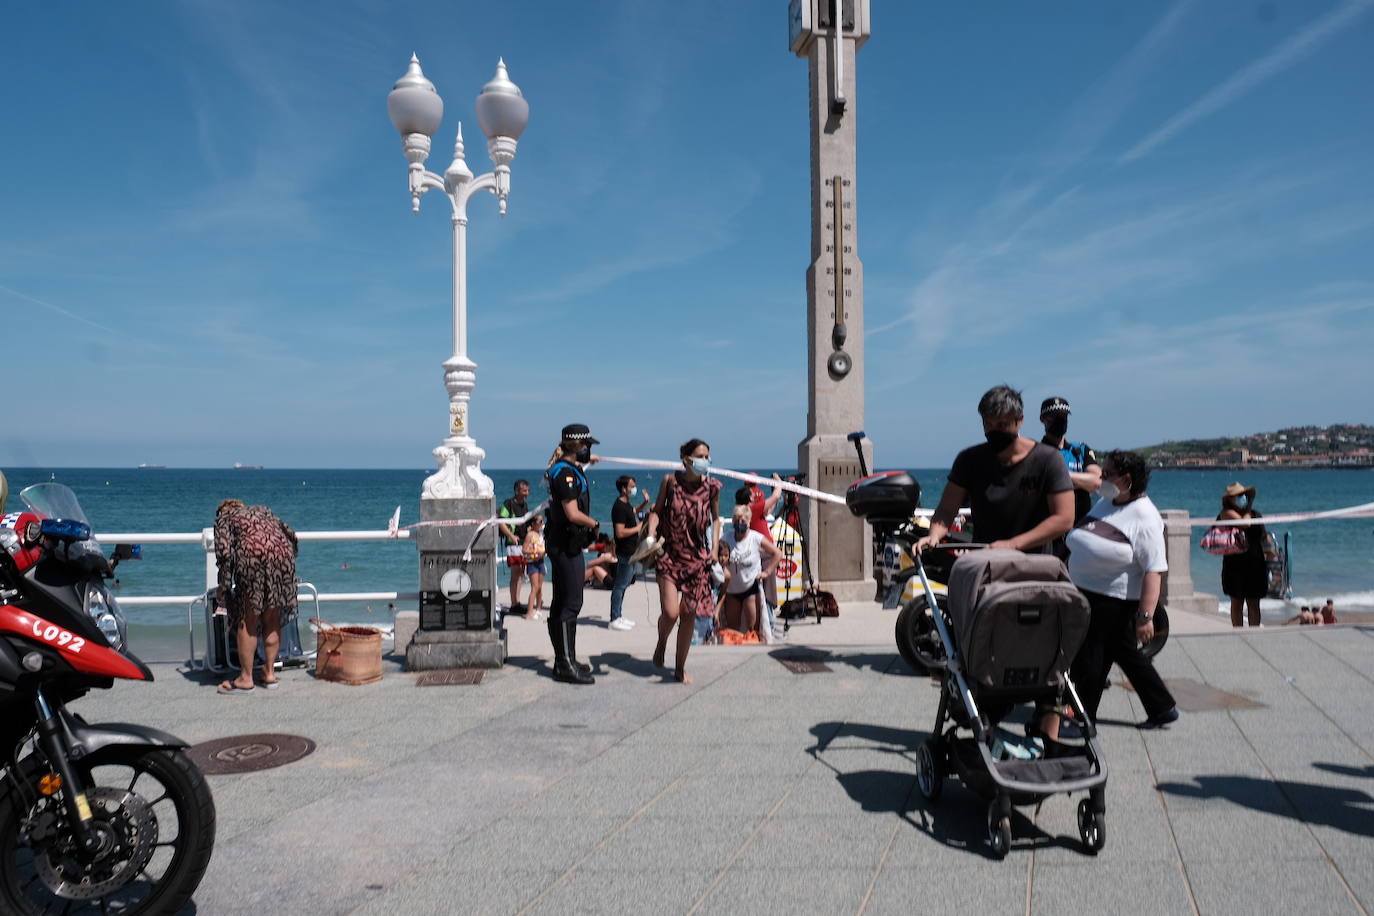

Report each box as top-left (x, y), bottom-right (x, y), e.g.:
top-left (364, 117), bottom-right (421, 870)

top-left (72, 586), bottom-right (1374, 915)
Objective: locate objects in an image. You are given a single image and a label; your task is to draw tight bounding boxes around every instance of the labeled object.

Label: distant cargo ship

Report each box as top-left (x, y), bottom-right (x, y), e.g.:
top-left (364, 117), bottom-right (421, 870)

top-left (233, 462), bottom-right (264, 470)
top-left (137, 464), bottom-right (166, 469)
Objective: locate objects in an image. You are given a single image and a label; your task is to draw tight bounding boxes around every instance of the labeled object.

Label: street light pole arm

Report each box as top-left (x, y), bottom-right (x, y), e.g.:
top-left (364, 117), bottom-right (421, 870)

top-left (409, 165), bottom-right (450, 214)
top-left (453, 171), bottom-right (500, 218)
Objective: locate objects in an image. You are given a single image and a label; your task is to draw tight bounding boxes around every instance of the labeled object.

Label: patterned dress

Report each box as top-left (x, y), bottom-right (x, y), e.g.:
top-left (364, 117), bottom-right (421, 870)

top-left (214, 504), bottom-right (299, 629)
top-left (654, 472), bottom-right (722, 616)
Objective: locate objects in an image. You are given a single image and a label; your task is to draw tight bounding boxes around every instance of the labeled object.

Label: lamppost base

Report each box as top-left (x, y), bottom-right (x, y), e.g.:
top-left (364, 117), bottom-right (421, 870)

top-left (422, 444), bottom-right (494, 500)
top-left (406, 628), bottom-right (507, 670)
top-left (413, 494), bottom-right (502, 667)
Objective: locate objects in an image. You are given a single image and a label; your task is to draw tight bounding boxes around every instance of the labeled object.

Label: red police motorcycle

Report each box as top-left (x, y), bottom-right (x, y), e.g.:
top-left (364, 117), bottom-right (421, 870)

top-left (0, 483), bottom-right (215, 914)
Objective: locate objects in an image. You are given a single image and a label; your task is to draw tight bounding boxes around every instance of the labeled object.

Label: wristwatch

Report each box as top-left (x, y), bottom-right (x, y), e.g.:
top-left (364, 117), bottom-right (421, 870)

top-left (1134, 611), bottom-right (1154, 625)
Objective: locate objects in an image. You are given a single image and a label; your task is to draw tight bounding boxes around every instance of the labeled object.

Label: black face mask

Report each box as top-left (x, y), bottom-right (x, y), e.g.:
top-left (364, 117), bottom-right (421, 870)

top-left (574, 447), bottom-right (592, 464)
top-left (985, 430), bottom-right (1017, 452)
top-left (1044, 417), bottom-right (1068, 439)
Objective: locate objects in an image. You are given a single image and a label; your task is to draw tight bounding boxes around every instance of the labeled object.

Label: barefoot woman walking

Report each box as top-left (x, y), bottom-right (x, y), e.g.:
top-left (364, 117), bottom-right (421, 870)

top-left (646, 439), bottom-right (721, 683)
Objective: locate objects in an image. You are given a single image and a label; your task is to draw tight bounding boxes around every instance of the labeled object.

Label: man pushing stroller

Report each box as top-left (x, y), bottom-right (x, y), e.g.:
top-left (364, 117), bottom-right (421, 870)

top-left (907, 385), bottom-right (1108, 856)
top-left (914, 384), bottom-right (1078, 740)
top-left (914, 385), bottom-right (1074, 556)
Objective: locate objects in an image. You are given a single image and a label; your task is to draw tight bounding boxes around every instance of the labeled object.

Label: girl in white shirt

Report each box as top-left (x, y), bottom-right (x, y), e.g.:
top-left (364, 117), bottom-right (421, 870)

top-left (719, 505), bottom-right (781, 638)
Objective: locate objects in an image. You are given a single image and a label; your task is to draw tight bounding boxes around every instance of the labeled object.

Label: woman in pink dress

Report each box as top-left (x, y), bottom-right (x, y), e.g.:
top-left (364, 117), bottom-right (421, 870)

top-left (646, 439), bottom-right (722, 683)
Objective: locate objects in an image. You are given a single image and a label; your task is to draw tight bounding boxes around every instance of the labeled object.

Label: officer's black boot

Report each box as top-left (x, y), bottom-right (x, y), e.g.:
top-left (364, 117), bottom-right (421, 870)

top-left (567, 620), bottom-right (592, 676)
top-left (551, 619), bottom-right (593, 685)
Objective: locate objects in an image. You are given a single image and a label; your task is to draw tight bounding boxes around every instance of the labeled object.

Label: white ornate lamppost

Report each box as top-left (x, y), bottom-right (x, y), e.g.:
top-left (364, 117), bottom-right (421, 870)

top-left (388, 54), bottom-right (530, 501)
top-left (387, 54), bottom-right (528, 670)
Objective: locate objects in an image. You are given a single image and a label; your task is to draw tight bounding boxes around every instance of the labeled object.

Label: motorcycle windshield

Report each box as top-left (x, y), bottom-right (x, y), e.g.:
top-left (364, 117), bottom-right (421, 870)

top-left (19, 483), bottom-right (90, 525)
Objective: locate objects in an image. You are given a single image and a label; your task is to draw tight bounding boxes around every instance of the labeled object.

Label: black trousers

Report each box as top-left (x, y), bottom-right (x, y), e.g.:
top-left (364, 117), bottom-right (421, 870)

top-left (1071, 589), bottom-right (1175, 722)
top-left (548, 548), bottom-right (586, 624)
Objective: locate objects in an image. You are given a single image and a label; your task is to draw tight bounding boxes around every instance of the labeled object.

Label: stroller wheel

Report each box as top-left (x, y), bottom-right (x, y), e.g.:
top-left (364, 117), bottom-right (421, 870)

top-left (987, 802), bottom-right (1012, 859)
top-left (915, 740), bottom-right (943, 802)
top-left (1077, 798), bottom-right (1106, 853)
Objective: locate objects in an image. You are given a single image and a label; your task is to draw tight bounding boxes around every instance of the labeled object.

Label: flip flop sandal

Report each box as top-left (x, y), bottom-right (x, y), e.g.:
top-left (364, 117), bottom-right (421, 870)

top-left (260, 680), bottom-right (280, 690)
top-left (217, 682), bottom-right (255, 695)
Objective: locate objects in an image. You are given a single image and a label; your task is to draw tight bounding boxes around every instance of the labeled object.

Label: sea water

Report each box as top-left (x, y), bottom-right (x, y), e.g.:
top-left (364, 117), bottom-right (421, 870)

top-left (4, 466), bottom-right (1372, 646)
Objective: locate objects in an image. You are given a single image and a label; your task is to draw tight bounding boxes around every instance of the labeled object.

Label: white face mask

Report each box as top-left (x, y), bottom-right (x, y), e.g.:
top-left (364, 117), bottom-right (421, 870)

top-left (627, 486), bottom-right (638, 500)
top-left (1099, 479), bottom-right (1119, 502)
top-left (690, 457), bottom-right (711, 476)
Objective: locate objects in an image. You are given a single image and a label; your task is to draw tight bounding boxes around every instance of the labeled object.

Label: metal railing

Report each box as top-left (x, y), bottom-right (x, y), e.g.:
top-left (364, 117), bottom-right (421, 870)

top-left (97, 528), bottom-right (421, 608)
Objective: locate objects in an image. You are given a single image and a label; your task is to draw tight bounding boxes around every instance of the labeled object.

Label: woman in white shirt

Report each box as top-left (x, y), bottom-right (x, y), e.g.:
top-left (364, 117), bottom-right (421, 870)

top-left (1064, 450), bottom-right (1178, 730)
top-left (719, 505), bottom-right (781, 638)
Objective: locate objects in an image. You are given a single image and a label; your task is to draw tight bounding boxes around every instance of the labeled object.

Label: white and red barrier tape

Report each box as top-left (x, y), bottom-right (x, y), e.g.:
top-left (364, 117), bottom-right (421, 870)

top-left (1187, 501), bottom-right (1374, 527)
top-left (387, 500), bottom-right (551, 562)
top-left (596, 456), bottom-right (849, 505)
top-left (380, 461), bottom-right (1374, 549)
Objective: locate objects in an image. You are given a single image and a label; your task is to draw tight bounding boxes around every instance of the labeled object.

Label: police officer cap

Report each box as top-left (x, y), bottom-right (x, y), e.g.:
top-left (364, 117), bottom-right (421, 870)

top-left (1039, 397), bottom-right (1071, 418)
top-left (560, 423), bottom-right (600, 445)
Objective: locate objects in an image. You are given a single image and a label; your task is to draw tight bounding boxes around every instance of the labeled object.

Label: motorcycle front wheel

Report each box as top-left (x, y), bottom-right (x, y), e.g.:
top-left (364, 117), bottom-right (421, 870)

top-left (0, 746), bottom-right (216, 915)
top-left (895, 593), bottom-right (950, 673)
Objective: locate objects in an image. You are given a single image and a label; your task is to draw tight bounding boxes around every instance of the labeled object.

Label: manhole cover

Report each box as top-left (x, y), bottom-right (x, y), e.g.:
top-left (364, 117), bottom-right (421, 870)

top-left (187, 733), bottom-right (316, 775)
top-left (776, 654), bottom-right (832, 674)
top-left (415, 669), bottom-right (485, 686)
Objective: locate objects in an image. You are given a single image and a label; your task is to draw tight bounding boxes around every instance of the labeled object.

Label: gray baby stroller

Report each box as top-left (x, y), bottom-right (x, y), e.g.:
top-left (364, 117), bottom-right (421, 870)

top-left (911, 547), bottom-right (1108, 858)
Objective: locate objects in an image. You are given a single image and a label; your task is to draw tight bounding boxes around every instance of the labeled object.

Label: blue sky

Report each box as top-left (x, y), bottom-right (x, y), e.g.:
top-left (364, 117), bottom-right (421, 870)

top-left (3, 1), bottom-right (1372, 470)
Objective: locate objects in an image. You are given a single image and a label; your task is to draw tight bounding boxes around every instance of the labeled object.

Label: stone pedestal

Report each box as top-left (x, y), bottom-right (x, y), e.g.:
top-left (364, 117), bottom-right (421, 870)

top-left (406, 496), bottom-right (505, 670)
top-left (798, 437), bottom-right (873, 602)
top-left (1161, 509), bottom-right (1220, 618)
top-left (408, 628), bottom-right (508, 669)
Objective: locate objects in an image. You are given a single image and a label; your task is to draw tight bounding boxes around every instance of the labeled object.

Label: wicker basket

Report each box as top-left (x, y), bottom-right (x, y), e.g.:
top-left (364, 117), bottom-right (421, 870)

top-left (311, 619), bottom-right (383, 685)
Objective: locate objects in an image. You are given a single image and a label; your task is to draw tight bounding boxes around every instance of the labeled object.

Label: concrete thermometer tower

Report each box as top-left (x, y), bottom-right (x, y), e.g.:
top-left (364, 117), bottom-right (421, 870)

top-left (790, 0), bottom-right (873, 600)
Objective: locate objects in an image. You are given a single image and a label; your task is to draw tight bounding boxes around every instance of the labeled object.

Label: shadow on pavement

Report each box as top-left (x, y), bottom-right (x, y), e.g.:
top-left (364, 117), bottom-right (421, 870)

top-left (592, 651), bottom-right (674, 680)
top-left (1157, 775), bottom-right (1374, 837)
top-left (1312, 762), bottom-right (1374, 779)
top-left (809, 721), bottom-right (923, 754)
top-left (808, 720), bottom-right (1099, 859)
top-left (766, 648), bottom-right (912, 678)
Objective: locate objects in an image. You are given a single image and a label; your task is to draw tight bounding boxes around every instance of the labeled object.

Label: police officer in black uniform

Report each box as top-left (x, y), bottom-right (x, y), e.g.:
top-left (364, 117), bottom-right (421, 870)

top-left (545, 424), bottom-right (600, 684)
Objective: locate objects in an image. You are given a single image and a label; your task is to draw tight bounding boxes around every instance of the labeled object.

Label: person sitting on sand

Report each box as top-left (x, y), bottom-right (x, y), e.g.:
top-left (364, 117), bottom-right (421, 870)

top-left (584, 534), bottom-right (618, 589)
top-left (1284, 606), bottom-right (1320, 626)
top-left (1321, 599), bottom-right (1338, 625)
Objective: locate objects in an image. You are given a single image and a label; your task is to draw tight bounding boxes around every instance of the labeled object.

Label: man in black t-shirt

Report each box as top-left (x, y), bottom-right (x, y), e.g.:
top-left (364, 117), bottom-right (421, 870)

top-left (497, 479), bottom-right (531, 614)
top-left (608, 476), bottom-right (651, 630)
top-left (915, 385), bottom-right (1074, 555)
top-left (545, 423), bottom-right (601, 685)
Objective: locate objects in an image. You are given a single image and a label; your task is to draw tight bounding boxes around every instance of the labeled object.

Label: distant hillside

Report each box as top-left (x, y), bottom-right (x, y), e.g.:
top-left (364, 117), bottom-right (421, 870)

top-left (1137, 424), bottom-right (1374, 468)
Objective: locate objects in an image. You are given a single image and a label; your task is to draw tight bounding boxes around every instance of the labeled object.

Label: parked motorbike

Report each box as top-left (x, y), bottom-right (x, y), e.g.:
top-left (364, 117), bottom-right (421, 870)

top-left (0, 483), bottom-right (215, 914)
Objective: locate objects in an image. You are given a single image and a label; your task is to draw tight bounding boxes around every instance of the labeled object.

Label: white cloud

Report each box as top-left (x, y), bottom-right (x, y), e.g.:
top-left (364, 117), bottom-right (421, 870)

top-left (1119, 0), bottom-right (1374, 164)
